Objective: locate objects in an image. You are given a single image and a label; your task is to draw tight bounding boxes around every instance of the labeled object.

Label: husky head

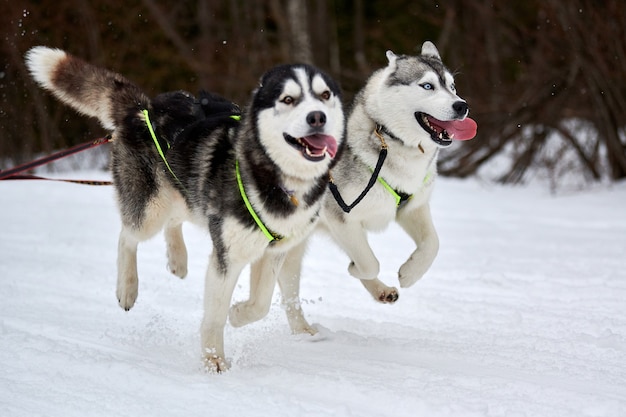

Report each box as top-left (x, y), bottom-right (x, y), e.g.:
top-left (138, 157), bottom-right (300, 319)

top-left (253, 65), bottom-right (345, 180)
top-left (365, 41), bottom-right (476, 149)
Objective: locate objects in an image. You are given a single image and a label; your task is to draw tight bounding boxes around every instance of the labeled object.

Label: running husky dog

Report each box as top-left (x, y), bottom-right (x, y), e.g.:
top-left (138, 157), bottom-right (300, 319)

top-left (25, 46), bottom-right (345, 371)
top-left (229, 41), bottom-right (476, 334)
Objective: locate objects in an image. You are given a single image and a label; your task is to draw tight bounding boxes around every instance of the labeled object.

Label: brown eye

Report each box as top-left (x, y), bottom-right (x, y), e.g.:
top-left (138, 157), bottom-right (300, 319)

top-left (320, 90), bottom-right (331, 100)
top-left (281, 96), bottom-right (294, 105)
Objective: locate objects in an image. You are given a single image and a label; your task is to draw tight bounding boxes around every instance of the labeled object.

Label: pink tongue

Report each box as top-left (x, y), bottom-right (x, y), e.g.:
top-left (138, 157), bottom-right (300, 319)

top-left (301, 134), bottom-right (338, 158)
top-left (430, 117), bottom-right (478, 140)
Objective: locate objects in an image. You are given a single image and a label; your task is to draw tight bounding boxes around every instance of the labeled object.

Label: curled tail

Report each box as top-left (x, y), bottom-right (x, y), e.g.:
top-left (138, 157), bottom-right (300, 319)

top-left (25, 46), bottom-right (150, 131)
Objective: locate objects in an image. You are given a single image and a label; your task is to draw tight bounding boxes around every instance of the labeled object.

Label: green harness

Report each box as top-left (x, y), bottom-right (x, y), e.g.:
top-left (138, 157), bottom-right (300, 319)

top-left (143, 109), bottom-right (187, 193)
top-left (235, 160), bottom-right (283, 242)
top-left (143, 109), bottom-right (280, 242)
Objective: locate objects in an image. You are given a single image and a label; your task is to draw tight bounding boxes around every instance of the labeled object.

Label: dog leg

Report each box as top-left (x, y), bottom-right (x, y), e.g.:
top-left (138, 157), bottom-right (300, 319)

top-left (116, 194), bottom-right (175, 309)
top-left (229, 251), bottom-right (286, 327)
top-left (327, 221), bottom-right (380, 280)
top-left (164, 222), bottom-right (188, 278)
top-left (116, 227), bottom-right (140, 310)
top-left (276, 241), bottom-right (317, 335)
top-left (200, 251), bottom-right (244, 373)
top-left (327, 221), bottom-right (400, 303)
top-left (396, 202), bottom-right (439, 288)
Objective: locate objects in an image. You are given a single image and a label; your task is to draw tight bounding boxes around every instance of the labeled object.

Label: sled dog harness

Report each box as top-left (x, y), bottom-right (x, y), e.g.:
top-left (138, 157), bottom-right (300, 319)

top-left (236, 160), bottom-right (284, 242)
top-left (143, 109), bottom-right (280, 242)
top-left (143, 109), bottom-right (188, 194)
top-left (143, 109), bottom-right (284, 242)
top-left (329, 124), bottom-right (429, 213)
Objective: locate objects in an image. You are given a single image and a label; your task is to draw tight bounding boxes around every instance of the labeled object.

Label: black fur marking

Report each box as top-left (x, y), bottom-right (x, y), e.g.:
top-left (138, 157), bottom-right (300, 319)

top-left (253, 64), bottom-right (341, 111)
top-left (386, 54), bottom-right (448, 88)
top-left (208, 215), bottom-right (228, 274)
top-left (303, 175), bottom-right (329, 207)
top-left (421, 57), bottom-right (448, 88)
top-left (300, 64), bottom-right (342, 99)
top-left (242, 144), bottom-right (297, 218)
top-left (150, 91), bottom-right (242, 200)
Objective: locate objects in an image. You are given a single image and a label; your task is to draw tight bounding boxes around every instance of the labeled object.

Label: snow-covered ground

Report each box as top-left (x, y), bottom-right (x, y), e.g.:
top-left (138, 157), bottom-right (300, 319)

top-left (1, 171), bottom-right (625, 417)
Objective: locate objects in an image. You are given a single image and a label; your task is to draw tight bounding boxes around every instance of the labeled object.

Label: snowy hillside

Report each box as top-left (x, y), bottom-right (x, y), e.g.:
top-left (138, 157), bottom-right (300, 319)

top-left (1, 172), bottom-right (625, 416)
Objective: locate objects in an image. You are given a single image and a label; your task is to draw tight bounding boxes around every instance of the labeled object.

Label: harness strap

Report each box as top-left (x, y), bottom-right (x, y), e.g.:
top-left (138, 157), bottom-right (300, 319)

top-left (328, 124), bottom-right (437, 212)
top-left (235, 160), bottom-right (283, 242)
top-left (376, 176), bottom-right (411, 207)
top-left (143, 109), bottom-right (281, 241)
top-left (142, 109), bottom-right (189, 194)
top-left (329, 124), bottom-right (400, 213)
top-left (328, 146), bottom-right (387, 213)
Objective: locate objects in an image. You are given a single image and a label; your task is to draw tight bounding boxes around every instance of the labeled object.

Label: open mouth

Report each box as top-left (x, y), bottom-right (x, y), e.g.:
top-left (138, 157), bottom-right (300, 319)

top-left (415, 112), bottom-right (477, 146)
top-left (284, 133), bottom-right (338, 162)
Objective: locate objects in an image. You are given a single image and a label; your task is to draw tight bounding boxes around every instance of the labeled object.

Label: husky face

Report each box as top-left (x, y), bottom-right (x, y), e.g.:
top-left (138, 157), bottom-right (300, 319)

top-left (366, 42), bottom-right (476, 149)
top-left (254, 65), bottom-right (345, 180)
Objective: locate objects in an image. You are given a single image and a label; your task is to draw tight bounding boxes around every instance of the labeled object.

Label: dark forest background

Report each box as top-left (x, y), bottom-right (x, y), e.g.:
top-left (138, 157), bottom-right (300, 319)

top-left (1, 0), bottom-right (625, 188)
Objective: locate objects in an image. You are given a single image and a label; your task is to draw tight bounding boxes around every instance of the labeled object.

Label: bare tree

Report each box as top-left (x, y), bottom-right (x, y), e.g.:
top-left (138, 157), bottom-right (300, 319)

top-left (2, 0), bottom-right (624, 189)
top-left (438, 0), bottom-right (626, 186)
top-left (287, 0), bottom-right (313, 64)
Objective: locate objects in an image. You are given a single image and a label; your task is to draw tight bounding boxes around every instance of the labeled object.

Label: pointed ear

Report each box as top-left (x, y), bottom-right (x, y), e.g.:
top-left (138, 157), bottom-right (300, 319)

top-left (386, 50), bottom-right (398, 69)
top-left (421, 41), bottom-right (441, 59)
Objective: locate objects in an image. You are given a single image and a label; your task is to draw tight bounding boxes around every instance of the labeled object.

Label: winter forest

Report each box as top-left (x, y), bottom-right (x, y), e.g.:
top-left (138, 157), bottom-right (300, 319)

top-left (1, 0), bottom-right (625, 190)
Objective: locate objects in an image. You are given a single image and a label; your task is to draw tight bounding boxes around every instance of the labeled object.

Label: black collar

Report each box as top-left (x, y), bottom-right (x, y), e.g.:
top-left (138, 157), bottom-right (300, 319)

top-left (375, 122), bottom-right (425, 154)
top-left (375, 123), bottom-right (404, 144)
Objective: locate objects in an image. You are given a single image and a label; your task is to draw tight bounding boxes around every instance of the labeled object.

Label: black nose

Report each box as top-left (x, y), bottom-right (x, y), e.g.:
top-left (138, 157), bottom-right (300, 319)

top-left (306, 111), bottom-right (326, 128)
top-left (452, 101), bottom-right (468, 117)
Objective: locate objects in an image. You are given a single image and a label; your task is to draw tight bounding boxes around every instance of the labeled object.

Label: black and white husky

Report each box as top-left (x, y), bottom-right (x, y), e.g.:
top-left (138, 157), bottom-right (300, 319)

top-left (229, 41), bottom-right (477, 335)
top-left (25, 46), bottom-right (345, 371)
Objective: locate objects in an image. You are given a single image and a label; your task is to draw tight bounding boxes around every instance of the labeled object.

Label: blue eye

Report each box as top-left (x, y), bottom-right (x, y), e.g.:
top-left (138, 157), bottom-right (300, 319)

top-left (421, 83), bottom-right (433, 90)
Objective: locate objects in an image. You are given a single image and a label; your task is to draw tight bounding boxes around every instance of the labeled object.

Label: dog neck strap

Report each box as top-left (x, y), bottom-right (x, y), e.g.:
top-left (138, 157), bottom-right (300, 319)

top-left (235, 160), bottom-right (283, 242)
top-left (329, 125), bottom-right (429, 212)
top-left (143, 109), bottom-right (187, 193)
top-left (376, 123), bottom-right (425, 153)
top-left (328, 126), bottom-right (389, 213)
top-left (375, 123), bottom-right (402, 144)
top-left (329, 144), bottom-right (387, 214)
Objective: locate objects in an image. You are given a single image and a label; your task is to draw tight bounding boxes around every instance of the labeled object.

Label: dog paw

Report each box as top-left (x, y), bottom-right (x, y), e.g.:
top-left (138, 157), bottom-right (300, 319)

top-left (166, 260), bottom-right (187, 279)
top-left (116, 285), bottom-right (137, 311)
top-left (398, 242), bottom-right (438, 287)
top-left (360, 278), bottom-right (399, 304)
top-left (282, 301), bottom-right (317, 335)
top-left (290, 320), bottom-right (318, 336)
top-left (203, 353), bottom-right (230, 374)
top-left (376, 288), bottom-right (399, 303)
top-left (116, 276), bottom-right (138, 310)
top-left (299, 324), bottom-right (319, 336)
top-left (398, 261), bottom-right (427, 288)
top-left (229, 302), bottom-right (257, 328)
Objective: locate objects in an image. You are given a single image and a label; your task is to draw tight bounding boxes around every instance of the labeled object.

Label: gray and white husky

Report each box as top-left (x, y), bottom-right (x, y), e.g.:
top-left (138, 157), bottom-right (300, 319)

top-left (25, 46), bottom-right (345, 371)
top-left (229, 41), bottom-right (476, 334)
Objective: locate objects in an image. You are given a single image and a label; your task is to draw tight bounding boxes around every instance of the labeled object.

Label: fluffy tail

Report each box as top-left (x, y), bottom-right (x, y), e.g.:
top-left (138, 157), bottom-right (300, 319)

top-left (25, 46), bottom-right (150, 131)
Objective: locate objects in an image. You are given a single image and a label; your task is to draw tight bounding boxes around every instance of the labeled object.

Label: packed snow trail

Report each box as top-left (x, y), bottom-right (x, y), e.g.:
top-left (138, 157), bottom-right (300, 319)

top-left (1, 172), bottom-right (625, 416)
